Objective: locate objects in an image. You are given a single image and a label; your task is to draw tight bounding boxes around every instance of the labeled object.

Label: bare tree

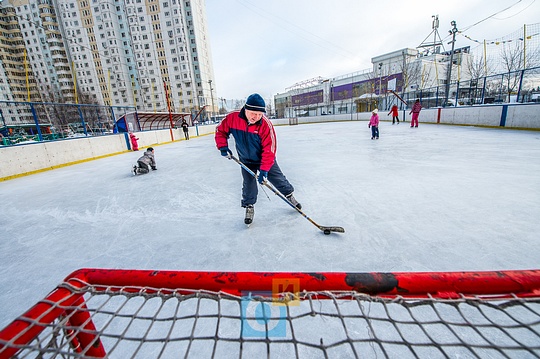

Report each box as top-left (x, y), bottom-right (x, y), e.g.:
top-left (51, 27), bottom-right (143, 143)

top-left (399, 55), bottom-right (423, 105)
top-left (233, 99), bottom-right (244, 110)
top-left (499, 42), bottom-right (527, 98)
top-left (462, 54), bottom-right (495, 104)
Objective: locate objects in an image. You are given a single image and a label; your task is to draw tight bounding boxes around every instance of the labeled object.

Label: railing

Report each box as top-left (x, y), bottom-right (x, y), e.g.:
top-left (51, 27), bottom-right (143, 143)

top-left (398, 66), bottom-right (540, 109)
top-left (0, 101), bottom-right (136, 146)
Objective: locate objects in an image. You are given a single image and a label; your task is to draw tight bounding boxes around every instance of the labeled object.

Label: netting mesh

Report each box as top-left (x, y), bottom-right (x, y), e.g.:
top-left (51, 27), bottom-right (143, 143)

top-left (465, 23), bottom-right (540, 72)
top-left (2, 281), bottom-right (539, 359)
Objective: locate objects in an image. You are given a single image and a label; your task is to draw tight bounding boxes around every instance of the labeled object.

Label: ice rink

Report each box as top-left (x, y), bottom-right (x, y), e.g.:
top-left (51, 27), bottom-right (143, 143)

top-left (1, 120), bottom-right (539, 329)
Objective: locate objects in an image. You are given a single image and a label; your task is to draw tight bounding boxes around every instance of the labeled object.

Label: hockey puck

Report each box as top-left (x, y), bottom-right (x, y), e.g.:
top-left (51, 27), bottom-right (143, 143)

top-left (323, 229), bottom-right (331, 235)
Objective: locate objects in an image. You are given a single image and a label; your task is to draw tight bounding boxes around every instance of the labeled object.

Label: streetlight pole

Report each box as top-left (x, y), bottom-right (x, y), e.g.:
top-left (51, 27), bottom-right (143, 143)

top-left (208, 80), bottom-right (215, 121)
top-left (445, 21), bottom-right (458, 107)
top-left (378, 63), bottom-right (383, 109)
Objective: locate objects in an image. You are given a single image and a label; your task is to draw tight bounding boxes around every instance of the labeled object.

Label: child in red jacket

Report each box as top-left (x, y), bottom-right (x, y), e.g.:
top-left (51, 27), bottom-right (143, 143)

top-left (388, 104), bottom-right (399, 124)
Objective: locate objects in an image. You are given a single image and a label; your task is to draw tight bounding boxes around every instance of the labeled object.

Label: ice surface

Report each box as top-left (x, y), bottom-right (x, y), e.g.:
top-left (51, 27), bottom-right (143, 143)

top-left (1, 121), bottom-right (539, 329)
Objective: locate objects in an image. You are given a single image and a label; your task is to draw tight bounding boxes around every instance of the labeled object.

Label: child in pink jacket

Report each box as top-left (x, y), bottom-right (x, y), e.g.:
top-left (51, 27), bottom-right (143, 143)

top-left (368, 109), bottom-right (380, 139)
top-left (129, 132), bottom-right (139, 151)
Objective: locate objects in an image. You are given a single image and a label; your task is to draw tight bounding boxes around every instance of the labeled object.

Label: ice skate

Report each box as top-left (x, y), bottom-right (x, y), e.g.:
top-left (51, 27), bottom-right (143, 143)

top-left (244, 205), bottom-right (254, 225)
top-left (286, 193), bottom-right (302, 210)
top-left (132, 165), bottom-right (138, 175)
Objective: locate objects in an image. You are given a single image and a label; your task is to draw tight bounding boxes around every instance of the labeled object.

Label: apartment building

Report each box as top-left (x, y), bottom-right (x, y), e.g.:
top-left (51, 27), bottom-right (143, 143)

top-left (0, 0), bottom-right (216, 116)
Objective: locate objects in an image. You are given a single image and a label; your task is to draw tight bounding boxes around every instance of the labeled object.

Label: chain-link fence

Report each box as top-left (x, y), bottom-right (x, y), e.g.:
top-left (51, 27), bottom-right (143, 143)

top-left (380, 24), bottom-right (540, 110)
top-left (0, 102), bottom-right (135, 146)
top-left (392, 65), bottom-right (540, 110)
top-left (464, 23), bottom-right (540, 75)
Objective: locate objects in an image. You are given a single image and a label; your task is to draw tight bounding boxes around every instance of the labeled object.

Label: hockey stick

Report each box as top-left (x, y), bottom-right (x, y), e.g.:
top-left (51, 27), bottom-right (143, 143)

top-left (230, 155), bottom-right (345, 235)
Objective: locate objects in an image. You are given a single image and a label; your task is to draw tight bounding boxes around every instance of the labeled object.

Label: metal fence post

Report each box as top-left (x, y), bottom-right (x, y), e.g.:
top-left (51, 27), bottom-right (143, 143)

top-left (76, 104), bottom-right (88, 136)
top-left (29, 102), bottom-right (43, 142)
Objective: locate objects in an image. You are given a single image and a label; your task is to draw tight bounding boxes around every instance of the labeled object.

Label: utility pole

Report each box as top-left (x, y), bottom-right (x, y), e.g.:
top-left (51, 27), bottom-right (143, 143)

top-left (208, 80), bottom-right (215, 121)
top-left (219, 97), bottom-right (227, 113)
top-left (445, 21), bottom-right (458, 107)
top-left (378, 63), bottom-right (383, 109)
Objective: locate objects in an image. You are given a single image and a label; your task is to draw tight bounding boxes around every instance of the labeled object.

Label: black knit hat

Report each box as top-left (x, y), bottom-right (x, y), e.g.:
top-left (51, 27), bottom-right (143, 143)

top-left (244, 94), bottom-right (266, 113)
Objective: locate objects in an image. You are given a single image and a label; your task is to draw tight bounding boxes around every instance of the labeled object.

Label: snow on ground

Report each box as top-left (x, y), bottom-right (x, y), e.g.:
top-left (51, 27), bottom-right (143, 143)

top-left (1, 121), bottom-right (539, 329)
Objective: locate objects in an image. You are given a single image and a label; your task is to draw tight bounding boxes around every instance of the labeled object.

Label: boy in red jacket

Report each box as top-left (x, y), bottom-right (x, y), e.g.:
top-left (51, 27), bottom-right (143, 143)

top-left (215, 94), bottom-right (301, 225)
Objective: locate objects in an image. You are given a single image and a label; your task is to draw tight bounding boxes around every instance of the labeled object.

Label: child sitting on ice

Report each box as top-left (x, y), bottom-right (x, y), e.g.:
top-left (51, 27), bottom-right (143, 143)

top-left (133, 147), bottom-right (157, 175)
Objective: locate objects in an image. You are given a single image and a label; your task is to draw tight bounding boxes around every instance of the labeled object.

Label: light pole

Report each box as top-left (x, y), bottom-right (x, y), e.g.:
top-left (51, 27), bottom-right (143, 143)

top-left (208, 80), bottom-right (215, 121)
top-left (378, 63), bottom-right (383, 109)
top-left (445, 21), bottom-right (458, 107)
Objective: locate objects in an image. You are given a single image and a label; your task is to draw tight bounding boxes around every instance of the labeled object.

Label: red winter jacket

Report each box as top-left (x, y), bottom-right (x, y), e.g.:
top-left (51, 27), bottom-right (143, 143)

top-left (388, 105), bottom-right (398, 116)
top-left (215, 108), bottom-right (277, 172)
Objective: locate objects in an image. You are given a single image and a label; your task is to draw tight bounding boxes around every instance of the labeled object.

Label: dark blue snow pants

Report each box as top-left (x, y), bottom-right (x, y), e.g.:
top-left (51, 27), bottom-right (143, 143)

top-left (240, 160), bottom-right (294, 207)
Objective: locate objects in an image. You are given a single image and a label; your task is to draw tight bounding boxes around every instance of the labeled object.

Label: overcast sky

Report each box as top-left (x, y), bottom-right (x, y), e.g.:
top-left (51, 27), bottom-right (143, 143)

top-left (205, 0), bottom-right (540, 106)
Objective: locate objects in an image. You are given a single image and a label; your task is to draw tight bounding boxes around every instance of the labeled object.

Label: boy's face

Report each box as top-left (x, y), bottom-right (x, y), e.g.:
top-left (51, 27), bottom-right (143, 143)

top-left (245, 109), bottom-right (264, 124)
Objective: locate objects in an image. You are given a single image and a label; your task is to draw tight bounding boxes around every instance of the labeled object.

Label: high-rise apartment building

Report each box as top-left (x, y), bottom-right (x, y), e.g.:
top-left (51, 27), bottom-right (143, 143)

top-left (0, 0), bottom-right (74, 127)
top-left (0, 0), bottom-right (216, 116)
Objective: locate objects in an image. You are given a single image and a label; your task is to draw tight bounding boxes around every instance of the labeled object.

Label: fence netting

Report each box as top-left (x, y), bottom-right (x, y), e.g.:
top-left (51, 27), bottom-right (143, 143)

top-left (2, 281), bottom-right (539, 358)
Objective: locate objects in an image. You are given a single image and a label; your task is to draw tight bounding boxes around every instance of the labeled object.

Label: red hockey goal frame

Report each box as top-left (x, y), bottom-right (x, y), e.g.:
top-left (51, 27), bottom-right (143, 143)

top-left (1, 268), bottom-right (539, 358)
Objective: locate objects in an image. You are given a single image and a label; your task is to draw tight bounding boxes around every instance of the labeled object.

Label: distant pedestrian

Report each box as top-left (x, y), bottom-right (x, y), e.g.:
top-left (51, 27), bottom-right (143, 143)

top-left (133, 147), bottom-right (157, 175)
top-left (368, 109), bottom-right (380, 140)
top-left (388, 104), bottom-right (400, 124)
top-left (409, 99), bottom-right (422, 128)
top-left (129, 132), bottom-right (139, 151)
top-left (181, 119), bottom-right (189, 140)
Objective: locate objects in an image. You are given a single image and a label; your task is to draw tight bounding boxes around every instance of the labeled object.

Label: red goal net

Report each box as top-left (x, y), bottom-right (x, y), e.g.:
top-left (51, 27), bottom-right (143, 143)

top-left (1, 268), bottom-right (539, 358)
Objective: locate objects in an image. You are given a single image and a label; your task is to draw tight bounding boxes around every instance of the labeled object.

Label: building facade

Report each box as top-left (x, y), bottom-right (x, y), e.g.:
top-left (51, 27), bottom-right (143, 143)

top-left (274, 47), bottom-right (474, 118)
top-left (0, 0), bottom-right (216, 118)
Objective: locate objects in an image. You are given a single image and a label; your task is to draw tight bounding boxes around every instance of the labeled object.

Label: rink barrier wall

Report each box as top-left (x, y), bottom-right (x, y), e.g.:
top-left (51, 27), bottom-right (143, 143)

top-left (0, 126), bottom-right (214, 181)
top-left (0, 103), bottom-right (538, 181)
top-left (283, 103), bottom-right (539, 129)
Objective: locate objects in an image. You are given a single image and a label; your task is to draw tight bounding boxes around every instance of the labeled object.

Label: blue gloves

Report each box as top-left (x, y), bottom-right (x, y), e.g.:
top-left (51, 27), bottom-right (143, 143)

top-left (219, 147), bottom-right (232, 158)
top-left (258, 170), bottom-right (268, 184)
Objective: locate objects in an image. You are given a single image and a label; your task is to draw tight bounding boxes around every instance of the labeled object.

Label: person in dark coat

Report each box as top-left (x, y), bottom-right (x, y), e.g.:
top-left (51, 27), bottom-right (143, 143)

top-left (181, 119), bottom-right (189, 140)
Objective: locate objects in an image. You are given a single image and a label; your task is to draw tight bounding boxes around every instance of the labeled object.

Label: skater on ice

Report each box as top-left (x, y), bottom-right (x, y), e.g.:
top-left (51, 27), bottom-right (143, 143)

top-left (368, 108), bottom-right (380, 140)
top-left (388, 104), bottom-right (400, 124)
top-left (181, 119), bottom-right (190, 140)
top-left (410, 99), bottom-right (422, 128)
top-left (133, 147), bottom-right (157, 175)
top-left (215, 93), bottom-right (301, 225)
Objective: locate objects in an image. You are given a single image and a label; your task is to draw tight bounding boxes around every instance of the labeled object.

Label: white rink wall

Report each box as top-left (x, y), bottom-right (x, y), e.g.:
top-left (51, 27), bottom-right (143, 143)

top-left (285, 103), bottom-right (539, 129)
top-left (0, 126), bottom-right (214, 180)
top-left (0, 104), bottom-right (538, 180)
